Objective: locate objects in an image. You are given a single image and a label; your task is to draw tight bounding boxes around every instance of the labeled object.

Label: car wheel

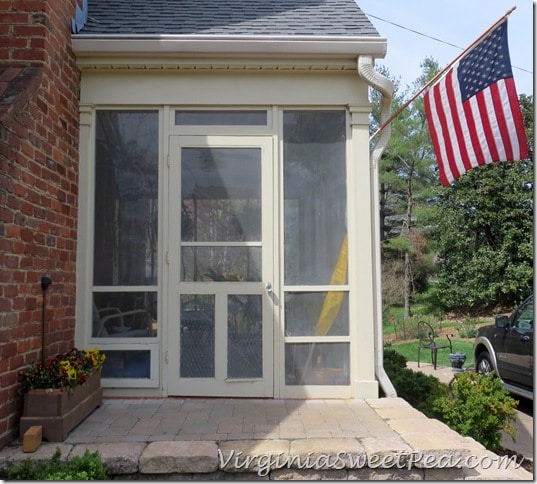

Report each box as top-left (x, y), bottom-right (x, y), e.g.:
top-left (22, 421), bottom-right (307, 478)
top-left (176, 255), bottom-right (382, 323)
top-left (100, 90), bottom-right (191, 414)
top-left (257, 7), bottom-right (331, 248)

top-left (476, 351), bottom-right (494, 376)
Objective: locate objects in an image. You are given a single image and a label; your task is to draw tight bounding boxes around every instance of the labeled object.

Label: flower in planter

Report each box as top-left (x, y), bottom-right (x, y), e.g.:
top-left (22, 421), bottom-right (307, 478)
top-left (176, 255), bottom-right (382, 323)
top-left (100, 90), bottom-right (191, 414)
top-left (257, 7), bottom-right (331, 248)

top-left (21, 348), bottom-right (106, 393)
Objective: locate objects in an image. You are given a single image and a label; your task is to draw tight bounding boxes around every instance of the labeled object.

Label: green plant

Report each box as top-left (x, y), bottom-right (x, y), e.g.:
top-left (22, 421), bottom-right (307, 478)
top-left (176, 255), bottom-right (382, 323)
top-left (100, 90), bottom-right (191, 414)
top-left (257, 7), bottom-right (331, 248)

top-left (6, 448), bottom-right (107, 480)
top-left (383, 349), bottom-right (448, 417)
top-left (457, 315), bottom-right (479, 339)
top-left (396, 314), bottom-right (441, 340)
top-left (432, 371), bottom-right (518, 449)
top-left (383, 348), bottom-right (407, 374)
top-left (20, 348), bottom-right (106, 392)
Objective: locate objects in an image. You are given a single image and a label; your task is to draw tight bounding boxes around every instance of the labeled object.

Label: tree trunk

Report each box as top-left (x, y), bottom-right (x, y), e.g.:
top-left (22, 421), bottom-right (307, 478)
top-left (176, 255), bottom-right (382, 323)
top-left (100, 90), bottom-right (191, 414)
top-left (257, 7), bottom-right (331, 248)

top-left (404, 251), bottom-right (412, 320)
top-left (403, 162), bottom-right (414, 320)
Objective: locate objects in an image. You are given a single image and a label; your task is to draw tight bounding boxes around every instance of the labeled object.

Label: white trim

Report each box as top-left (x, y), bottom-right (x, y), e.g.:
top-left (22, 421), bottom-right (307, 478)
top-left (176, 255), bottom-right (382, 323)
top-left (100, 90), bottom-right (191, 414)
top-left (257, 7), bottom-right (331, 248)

top-left (72, 35), bottom-right (387, 58)
top-left (357, 56), bottom-right (397, 398)
top-left (75, 105), bottom-right (95, 347)
top-left (100, 343), bottom-right (160, 388)
top-left (166, 135), bottom-right (275, 398)
top-left (77, 102), bottom-right (378, 398)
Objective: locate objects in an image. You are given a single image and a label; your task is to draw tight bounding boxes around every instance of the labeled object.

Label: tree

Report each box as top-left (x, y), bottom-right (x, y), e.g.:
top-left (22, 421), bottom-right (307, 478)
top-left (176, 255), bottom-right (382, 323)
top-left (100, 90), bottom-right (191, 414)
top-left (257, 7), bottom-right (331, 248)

top-left (371, 60), bottom-right (439, 319)
top-left (431, 95), bottom-right (534, 311)
top-left (371, 58), bottom-right (533, 315)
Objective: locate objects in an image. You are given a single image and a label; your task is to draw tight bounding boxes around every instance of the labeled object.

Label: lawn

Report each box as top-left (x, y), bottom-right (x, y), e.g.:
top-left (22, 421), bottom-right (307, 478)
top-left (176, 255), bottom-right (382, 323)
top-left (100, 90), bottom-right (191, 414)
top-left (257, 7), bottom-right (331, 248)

top-left (387, 339), bottom-right (475, 368)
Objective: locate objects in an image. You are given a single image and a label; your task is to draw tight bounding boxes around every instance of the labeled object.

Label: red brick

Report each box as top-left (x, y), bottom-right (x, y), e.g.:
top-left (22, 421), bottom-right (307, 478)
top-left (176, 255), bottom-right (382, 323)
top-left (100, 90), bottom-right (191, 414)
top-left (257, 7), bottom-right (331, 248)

top-left (1, 0), bottom-right (79, 449)
top-left (12, 25), bottom-right (46, 37)
top-left (22, 426), bottom-right (42, 453)
top-left (15, 1), bottom-right (47, 12)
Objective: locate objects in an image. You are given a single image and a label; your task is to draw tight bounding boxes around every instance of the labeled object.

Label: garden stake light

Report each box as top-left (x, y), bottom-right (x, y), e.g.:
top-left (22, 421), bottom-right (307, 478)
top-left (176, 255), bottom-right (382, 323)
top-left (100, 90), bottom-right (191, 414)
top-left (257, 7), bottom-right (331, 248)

top-left (40, 276), bottom-right (52, 366)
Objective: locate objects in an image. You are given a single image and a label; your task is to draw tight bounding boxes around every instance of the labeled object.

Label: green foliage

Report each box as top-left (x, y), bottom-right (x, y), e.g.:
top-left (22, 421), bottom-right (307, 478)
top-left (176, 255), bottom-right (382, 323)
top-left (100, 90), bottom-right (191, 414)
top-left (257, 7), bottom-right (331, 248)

top-left (431, 96), bottom-right (533, 311)
top-left (397, 314), bottom-right (440, 340)
top-left (383, 236), bottom-right (411, 253)
top-left (373, 60), bottom-right (441, 312)
top-left (432, 157), bottom-right (533, 310)
top-left (519, 94), bottom-right (534, 161)
top-left (457, 316), bottom-right (479, 339)
top-left (383, 347), bottom-right (408, 374)
top-left (383, 349), bottom-right (447, 418)
top-left (457, 327), bottom-right (477, 339)
top-left (432, 372), bottom-right (518, 449)
top-left (7, 448), bottom-right (107, 480)
top-left (376, 61), bottom-right (533, 315)
top-left (20, 348), bottom-right (106, 392)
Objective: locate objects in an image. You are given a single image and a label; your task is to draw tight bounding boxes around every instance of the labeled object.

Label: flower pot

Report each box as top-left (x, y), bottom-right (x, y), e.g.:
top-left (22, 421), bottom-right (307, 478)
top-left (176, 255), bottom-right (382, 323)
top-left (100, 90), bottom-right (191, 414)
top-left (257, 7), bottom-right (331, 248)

top-left (19, 370), bottom-right (102, 442)
top-left (449, 352), bottom-right (467, 372)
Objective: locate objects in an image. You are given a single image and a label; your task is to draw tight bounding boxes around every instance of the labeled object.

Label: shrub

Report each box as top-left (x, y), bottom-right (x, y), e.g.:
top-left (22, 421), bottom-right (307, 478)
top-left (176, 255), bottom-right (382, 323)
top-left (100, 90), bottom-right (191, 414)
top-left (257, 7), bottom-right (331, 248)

top-left (432, 371), bottom-right (518, 449)
top-left (6, 448), bottom-right (107, 480)
top-left (383, 349), bottom-right (447, 418)
top-left (383, 348), bottom-right (407, 374)
top-left (457, 315), bottom-right (479, 338)
top-left (397, 314), bottom-right (441, 340)
top-left (389, 367), bottom-right (447, 418)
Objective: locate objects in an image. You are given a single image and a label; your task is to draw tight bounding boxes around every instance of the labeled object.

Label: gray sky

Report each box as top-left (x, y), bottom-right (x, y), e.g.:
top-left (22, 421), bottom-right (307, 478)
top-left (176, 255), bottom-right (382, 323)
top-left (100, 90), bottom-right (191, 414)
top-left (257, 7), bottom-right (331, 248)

top-left (356, 0), bottom-right (534, 97)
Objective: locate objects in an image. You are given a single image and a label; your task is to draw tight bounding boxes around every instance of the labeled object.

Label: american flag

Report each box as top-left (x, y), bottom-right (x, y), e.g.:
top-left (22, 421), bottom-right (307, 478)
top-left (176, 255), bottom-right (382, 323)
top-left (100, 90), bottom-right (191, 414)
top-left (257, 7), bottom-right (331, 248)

top-left (424, 19), bottom-right (528, 186)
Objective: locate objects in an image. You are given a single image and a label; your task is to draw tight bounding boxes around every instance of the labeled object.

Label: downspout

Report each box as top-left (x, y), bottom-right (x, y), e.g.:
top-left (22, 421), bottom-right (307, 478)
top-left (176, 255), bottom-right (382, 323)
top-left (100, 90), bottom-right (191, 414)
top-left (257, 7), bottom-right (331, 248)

top-left (357, 55), bottom-right (397, 397)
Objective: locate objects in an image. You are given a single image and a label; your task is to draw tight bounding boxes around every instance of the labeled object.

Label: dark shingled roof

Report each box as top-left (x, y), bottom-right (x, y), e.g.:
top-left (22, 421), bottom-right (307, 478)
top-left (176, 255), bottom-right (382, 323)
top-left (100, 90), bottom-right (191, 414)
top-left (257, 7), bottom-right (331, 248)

top-left (79, 0), bottom-right (379, 37)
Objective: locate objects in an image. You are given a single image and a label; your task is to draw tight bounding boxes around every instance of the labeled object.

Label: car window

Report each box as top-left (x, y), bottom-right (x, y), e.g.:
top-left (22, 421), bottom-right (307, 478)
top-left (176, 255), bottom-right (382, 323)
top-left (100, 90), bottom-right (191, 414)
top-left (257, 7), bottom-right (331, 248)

top-left (514, 299), bottom-right (533, 330)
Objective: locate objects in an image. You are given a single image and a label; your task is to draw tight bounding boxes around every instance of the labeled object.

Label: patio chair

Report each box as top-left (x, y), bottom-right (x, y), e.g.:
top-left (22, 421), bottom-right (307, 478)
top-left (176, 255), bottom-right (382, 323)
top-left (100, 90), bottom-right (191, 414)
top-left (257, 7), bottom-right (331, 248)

top-left (417, 321), bottom-right (452, 370)
top-left (94, 307), bottom-right (154, 337)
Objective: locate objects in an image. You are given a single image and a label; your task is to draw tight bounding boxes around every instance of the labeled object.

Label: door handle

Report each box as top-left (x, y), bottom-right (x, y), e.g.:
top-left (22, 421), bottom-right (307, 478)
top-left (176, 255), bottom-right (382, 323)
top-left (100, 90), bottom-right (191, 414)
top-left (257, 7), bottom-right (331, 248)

top-left (266, 282), bottom-right (273, 293)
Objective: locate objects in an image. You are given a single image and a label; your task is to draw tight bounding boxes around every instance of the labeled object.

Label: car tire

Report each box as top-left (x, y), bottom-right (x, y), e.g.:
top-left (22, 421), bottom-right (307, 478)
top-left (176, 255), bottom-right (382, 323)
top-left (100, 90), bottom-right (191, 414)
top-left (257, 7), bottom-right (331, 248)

top-left (476, 351), bottom-right (495, 376)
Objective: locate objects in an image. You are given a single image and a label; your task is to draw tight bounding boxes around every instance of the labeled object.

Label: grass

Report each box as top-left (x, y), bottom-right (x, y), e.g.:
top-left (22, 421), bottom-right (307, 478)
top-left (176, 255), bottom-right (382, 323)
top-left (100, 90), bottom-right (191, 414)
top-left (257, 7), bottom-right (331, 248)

top-left (387, 339), bottom-right (475, 368)
top-left (383, 304), bottom-right (433, 335)
top-left (382, 303), bottom-right (492, 368)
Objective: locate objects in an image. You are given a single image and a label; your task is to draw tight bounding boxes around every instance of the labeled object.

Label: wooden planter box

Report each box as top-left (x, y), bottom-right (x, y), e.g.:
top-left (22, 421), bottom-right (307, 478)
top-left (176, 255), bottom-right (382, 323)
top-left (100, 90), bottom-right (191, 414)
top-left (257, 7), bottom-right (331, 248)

top-left (19, 370), bottom-right (103, 442)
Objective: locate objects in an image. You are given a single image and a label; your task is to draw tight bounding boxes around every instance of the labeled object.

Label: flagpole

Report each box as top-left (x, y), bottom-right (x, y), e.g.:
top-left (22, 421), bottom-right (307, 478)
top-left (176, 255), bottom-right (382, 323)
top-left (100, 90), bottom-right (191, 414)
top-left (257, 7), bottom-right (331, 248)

top-left (369, 6), bottom-right (517, 142)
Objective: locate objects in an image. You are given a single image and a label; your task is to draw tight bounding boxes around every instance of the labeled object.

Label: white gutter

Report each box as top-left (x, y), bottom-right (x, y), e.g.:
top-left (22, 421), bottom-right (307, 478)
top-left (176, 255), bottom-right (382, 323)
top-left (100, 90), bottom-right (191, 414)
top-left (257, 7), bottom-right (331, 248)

top-left (357, 55), bottom-right (397, 398)
top-left (71, 34), bottom-right (387, 57)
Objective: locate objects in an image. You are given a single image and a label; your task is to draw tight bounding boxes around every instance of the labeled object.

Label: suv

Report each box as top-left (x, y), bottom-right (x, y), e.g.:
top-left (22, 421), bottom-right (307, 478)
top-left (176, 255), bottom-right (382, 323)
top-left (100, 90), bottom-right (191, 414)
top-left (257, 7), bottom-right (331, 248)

top-left (474, 295), bottom-right (533, 400)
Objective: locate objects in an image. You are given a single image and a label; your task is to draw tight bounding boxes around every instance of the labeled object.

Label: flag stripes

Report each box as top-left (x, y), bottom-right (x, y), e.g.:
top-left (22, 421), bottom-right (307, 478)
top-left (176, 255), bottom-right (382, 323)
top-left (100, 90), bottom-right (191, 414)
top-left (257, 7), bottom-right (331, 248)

top-left (424, 20), bottom-right (528, 186)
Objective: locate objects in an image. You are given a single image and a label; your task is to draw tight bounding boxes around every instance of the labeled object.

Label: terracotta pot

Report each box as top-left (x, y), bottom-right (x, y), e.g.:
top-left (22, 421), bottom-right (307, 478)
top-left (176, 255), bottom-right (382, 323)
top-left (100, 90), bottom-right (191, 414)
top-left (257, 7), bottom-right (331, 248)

top-left (19, 370), bottom-right (102, 442)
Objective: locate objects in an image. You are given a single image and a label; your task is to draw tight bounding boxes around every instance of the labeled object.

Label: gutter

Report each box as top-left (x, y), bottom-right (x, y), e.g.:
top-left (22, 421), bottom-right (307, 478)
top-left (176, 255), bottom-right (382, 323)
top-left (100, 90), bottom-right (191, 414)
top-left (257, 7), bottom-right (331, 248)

top-left (71, 34), bottom-right (387, 57)
top-left (357, 55), bottom-right (397, 398)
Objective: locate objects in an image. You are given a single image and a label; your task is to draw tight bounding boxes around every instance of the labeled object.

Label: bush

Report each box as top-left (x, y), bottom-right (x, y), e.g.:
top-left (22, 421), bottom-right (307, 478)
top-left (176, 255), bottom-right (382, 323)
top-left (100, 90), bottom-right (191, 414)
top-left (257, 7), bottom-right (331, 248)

top-left (383, 349), bottom-right (447, 418)
top-left (7, 448), bottom-right (107, 480)
top-left (457, 315), bottom-right (479, 339)
top-left (396, 314), bottom-right (441, 340)
top-left (432, 371), bottom-right (518, 449)
top-left (383, 348), bottom-right (407, 374)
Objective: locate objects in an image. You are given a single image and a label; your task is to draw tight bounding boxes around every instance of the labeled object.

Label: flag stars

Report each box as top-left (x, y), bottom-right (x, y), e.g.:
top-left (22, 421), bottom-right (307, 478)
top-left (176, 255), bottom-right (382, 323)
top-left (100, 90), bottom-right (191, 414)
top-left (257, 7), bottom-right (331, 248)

top-left (423, 19), bottom-right (528, 186)
top-left (457, 20), bottom-right (512, 101)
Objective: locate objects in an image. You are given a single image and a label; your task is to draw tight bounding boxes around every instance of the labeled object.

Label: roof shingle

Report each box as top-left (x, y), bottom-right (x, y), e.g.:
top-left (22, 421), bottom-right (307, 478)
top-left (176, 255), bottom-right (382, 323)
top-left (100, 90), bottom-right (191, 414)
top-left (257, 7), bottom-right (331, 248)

top-left (78, 0), bottom-right (379, 37)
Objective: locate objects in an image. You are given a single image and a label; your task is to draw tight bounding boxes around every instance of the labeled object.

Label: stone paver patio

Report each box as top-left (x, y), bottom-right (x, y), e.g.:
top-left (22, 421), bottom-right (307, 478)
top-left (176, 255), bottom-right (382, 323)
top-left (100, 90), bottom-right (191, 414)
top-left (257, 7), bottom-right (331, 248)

top-left (0, 396), bottom-right (532, 479)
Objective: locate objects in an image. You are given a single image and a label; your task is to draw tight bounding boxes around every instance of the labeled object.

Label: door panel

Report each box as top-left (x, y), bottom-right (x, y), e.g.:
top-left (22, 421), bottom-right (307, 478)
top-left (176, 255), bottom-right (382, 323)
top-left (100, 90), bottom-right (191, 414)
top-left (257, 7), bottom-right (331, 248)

top-left (497, 298), bottom-right (533, 389)
top-left (167, 136), bottom-right (274, 397)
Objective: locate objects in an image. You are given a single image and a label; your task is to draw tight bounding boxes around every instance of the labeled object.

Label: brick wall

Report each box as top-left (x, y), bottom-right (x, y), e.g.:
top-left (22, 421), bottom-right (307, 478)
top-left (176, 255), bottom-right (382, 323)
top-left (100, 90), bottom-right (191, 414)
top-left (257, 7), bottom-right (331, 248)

top-left (0, 0), bottom-right (80, 448)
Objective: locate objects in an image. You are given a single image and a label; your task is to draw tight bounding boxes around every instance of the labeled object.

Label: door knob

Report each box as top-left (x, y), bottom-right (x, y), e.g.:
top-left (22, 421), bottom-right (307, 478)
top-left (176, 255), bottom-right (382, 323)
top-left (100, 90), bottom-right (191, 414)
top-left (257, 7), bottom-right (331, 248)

top-left (266, 282), bottom-right (273, 293)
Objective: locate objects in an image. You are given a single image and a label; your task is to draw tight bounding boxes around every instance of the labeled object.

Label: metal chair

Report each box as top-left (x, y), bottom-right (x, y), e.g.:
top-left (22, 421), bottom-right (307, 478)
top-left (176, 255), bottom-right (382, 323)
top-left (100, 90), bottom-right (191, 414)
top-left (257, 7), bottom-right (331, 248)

top-left (417, 321), bottom-right (452, 370)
